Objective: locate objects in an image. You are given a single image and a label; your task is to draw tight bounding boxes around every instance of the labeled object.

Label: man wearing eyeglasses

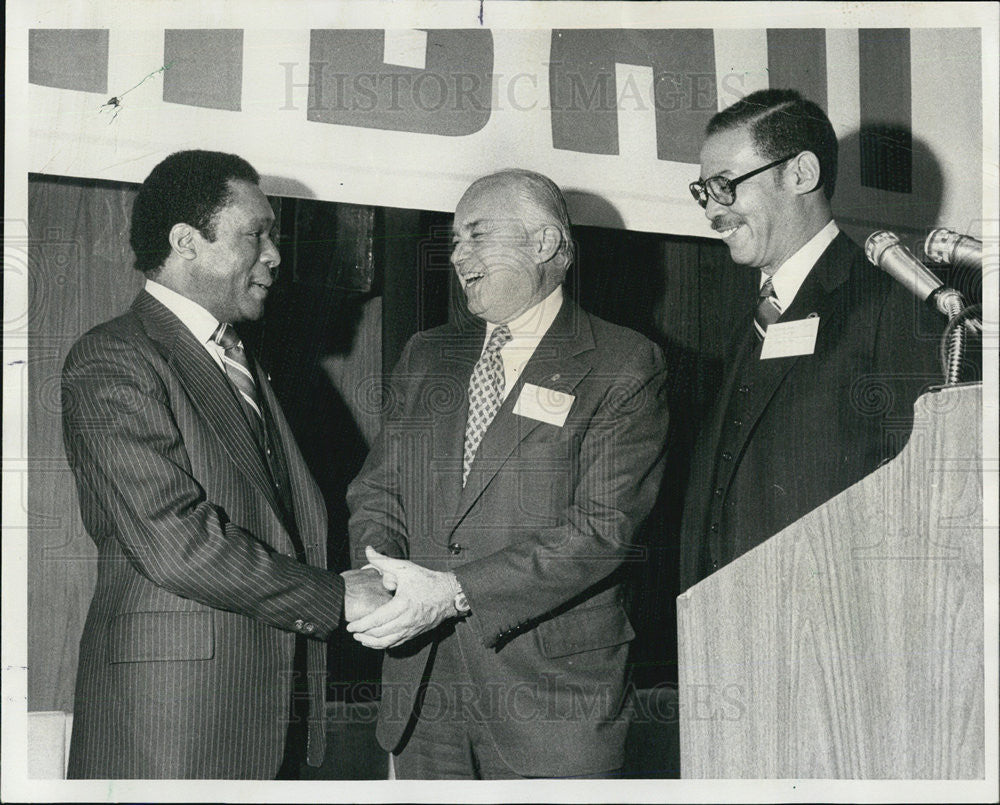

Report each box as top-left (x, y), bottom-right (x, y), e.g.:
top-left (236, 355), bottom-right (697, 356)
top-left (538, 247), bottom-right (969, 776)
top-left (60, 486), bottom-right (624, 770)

top-left (679, 88), bottom-right (942, 592)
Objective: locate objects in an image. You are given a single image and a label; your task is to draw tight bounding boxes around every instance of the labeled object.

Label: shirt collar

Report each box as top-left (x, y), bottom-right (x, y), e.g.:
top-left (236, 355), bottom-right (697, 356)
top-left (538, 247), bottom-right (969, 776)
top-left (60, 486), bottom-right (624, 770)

top-left (764, 219), bottom-right (840, 309)
top-left (485, 285), bottom-right (564, 343)
top-left (145, 279), bottom-right (221, 345)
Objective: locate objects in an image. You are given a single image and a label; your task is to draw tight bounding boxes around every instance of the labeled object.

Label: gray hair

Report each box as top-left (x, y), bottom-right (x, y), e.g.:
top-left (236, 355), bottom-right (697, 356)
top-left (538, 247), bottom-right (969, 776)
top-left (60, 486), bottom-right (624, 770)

top-left (468, 168), bottom-right (577, 274)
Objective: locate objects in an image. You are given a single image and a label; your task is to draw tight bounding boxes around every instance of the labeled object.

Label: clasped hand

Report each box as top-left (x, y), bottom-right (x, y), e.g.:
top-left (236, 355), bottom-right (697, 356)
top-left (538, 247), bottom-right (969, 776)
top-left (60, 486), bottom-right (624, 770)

top-left (346, 546), bottom-right (459, 650)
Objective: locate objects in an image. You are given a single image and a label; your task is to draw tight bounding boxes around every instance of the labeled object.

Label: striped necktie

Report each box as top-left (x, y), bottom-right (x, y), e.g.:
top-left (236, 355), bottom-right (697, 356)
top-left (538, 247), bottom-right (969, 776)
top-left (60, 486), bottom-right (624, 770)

top-left (462, 324), bottom-right (512, 486)
top-left (754, 277), bottom-right (783, 341)
top-left (212, 323), bottom-right (265, 436)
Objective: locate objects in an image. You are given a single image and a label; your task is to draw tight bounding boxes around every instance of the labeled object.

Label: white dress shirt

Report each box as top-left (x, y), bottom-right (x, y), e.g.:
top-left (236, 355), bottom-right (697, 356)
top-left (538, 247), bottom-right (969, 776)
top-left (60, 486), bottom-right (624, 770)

top-left (762, 219), bottom-right (840, 311)
top-left (145, 279), bottom-right (226, 370)
top-left (482, 286), bottom-right (564, 401)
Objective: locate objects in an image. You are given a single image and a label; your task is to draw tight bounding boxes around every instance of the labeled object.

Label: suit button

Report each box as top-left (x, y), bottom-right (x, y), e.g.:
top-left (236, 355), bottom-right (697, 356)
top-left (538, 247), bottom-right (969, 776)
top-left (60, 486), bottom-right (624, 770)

top-left (721, 451), bottom-right (733, 461)
top-left (732, 418), bottom-right (742, 427)
top-left (714, 487), bottom-right (723, 497)
top-left (293, 619), bottom-right (304, 630)
top-left (710, 523), bottom-right (719, 533)
top-left (302, 622), bottom-right (316, 634)
top-left (448, 543), bottom-right (462, 555)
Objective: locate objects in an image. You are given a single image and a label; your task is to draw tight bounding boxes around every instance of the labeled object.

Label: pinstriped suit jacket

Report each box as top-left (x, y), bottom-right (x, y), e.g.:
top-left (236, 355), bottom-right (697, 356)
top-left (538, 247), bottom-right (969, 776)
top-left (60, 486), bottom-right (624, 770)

top-left (61, 291), bottom-right (343, 779)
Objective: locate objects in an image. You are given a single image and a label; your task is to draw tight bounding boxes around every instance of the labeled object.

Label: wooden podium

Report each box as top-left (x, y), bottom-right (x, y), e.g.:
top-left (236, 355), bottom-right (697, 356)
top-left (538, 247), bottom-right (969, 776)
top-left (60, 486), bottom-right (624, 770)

top-left (677, 383), bottom-right (985, 778)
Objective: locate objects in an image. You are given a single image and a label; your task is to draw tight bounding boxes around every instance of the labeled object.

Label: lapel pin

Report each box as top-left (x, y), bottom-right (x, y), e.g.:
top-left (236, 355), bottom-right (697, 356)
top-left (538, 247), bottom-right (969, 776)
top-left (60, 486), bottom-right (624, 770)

top-left (551, 373), bottom-right (561, 381)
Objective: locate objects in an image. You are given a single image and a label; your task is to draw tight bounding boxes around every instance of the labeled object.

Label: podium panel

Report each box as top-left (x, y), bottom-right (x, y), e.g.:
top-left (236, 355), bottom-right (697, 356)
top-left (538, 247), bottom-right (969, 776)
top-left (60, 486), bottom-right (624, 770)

top-left (678, 384), bottom-right (984, 778)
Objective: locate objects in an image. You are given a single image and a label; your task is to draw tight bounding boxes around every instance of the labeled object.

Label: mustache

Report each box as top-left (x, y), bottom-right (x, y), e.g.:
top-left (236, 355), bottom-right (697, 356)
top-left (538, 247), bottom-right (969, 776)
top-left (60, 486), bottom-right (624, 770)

top-left (711, 216), bottom-right (743, 232)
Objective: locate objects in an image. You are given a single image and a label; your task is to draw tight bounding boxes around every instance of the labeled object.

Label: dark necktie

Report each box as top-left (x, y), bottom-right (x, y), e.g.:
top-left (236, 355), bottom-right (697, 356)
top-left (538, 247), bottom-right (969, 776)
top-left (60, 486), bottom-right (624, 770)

top-left (463, 324), bottom-right (512, 486)
top-left (212, 323), bottom-right (265, 440)
top-left (754, 277), bottom-right (783, 341)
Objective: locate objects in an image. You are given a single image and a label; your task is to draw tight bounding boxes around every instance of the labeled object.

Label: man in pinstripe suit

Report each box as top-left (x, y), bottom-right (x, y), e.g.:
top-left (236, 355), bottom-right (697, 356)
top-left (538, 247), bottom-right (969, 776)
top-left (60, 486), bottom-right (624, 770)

top-left (61, 150), bottom-right (388, 779)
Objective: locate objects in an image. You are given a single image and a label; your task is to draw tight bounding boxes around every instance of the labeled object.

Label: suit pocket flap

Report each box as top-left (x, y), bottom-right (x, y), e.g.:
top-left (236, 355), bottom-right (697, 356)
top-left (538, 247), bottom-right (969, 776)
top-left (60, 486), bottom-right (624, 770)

top-left (108, 611), bottom-right (215, 663)
top-left (537, 603), bottom-right (635, 659)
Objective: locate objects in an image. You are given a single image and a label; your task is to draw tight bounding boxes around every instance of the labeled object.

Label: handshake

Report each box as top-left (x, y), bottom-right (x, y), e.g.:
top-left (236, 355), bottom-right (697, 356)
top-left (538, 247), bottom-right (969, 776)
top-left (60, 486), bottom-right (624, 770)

top-left (338, 546), bottom-right (464, 650)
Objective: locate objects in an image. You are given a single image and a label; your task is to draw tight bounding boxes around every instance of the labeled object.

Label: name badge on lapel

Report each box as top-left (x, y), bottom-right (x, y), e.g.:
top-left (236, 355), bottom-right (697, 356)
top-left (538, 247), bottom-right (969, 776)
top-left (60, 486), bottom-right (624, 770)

top-left (760, 317), bottom-right (820, 360)
top-left (513, 382), bottom-right (575, 427)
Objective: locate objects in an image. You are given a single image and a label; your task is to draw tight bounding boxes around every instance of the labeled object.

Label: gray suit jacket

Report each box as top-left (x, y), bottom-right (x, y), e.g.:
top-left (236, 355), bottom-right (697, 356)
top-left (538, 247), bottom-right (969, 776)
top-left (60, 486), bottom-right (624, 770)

top-left (348, 299), bottom-right (671, 777)
top-left (62, 291), bottom-right (343, 779)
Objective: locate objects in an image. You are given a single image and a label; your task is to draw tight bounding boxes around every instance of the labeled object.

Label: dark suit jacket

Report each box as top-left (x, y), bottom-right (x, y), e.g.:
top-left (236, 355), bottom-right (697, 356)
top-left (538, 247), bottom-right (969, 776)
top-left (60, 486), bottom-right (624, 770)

top-left (679, 232), bottom-right (943, 591)
top-left (347, 298), bottom-right (671, 777)
top-left (62, 292), bottom-right (344, 779)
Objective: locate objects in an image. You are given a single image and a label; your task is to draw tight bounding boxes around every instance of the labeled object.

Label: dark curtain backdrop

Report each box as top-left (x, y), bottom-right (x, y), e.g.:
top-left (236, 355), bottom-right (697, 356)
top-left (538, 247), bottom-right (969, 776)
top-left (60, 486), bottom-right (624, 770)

top-left (28, 173), bottom-right (749, 712)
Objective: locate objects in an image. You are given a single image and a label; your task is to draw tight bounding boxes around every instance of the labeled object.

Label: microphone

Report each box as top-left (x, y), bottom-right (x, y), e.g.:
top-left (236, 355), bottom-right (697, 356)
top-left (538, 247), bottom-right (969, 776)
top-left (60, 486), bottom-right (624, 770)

top-left (924, 228), bottom-right (982, 271)
top-left (865, 230), bottom-right (961, 318)
top-left (866, 230), bottom-right (942, 299)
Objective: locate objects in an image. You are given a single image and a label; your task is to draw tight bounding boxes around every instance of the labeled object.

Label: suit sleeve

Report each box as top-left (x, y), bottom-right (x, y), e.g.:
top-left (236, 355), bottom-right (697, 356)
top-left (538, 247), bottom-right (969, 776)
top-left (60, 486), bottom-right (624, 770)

top-left (61, 332), bottom-right (345, 640)
top-left (345, 337), bottom-right (417, 566)
top-left (456, 342), bottom-right (671, 648)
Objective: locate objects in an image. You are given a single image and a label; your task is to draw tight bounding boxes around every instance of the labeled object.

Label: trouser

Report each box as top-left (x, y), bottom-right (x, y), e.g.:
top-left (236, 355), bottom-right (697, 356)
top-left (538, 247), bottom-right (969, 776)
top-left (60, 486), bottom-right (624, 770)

top-left (393, 635), bottom-right (621, 780)
top-left (274, 635), bottom-right (310, 780)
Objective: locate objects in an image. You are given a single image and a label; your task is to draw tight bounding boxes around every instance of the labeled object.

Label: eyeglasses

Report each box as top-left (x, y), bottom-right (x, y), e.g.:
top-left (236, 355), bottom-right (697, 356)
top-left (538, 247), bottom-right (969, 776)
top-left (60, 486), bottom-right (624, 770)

top-left (689, 153), bottom-right (799, 209)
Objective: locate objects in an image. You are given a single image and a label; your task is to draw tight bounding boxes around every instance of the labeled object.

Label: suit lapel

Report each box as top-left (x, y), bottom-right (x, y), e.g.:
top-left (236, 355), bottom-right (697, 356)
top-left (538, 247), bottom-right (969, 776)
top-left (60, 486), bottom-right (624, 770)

top-left (453, 299), bottom-right (594, 523)
top-left (732, 233), bottom-right (853, 455)
top-left (432, 324), bottom-right (486, 522)
top-left (132, 292), bottom-right (284, 519)
top-left (256, 369), bottom-right (326, 558)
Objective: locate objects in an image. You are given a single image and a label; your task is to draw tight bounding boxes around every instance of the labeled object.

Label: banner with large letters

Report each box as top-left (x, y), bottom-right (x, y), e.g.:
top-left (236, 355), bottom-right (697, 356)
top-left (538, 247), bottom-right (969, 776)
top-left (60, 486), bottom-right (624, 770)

top-left (25, 4), bottom-right (989, 241)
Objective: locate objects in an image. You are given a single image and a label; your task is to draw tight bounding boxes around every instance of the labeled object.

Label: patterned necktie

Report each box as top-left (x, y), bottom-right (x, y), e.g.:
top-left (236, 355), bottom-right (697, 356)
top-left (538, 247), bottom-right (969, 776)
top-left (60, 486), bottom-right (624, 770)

top-left (754, 277), bottom-right (783, 341)
top-left (462, 324), bottom-right (512, 486)
top-left (212, 323), bottom-right (265, 436)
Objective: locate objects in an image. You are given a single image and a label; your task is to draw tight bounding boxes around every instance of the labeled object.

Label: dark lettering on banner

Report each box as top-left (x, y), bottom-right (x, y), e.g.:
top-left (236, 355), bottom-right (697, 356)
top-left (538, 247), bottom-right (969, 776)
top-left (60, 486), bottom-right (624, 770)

top-left (28, 29), bottom-right (110, 93)
top-left (163, 29), bottom-right (244, 111)
top-left (549, 29), bottom-right (717, 163)
top-left (306, 30), bottom-right (493, 136)
top-left (859, 29), bottom-right (912, 193)
top-left (766, 29), bottom-right (828, 113)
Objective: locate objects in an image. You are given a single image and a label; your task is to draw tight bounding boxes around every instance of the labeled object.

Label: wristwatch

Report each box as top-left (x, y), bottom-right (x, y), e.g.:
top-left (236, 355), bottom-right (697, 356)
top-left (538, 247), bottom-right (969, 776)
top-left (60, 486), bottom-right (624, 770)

top-left (451, 576), bottom-right (471, 615)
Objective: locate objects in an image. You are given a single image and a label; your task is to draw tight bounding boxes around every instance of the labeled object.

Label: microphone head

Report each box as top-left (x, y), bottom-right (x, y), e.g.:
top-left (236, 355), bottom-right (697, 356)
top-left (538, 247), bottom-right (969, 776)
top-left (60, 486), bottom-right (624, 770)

top-left (865, 230), bottom-right (900, 267)
top-left (924, 228), bottom-right (959, 264)
top-left (925, 227), bottom-right (982, 266)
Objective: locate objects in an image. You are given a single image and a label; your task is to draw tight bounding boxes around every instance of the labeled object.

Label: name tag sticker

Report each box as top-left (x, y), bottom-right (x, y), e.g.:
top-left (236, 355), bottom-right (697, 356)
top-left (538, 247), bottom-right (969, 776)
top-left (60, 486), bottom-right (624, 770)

top-left (760, 317), bottom-right (820, 359)
top-left (513, 383), bottom-right (575, 427)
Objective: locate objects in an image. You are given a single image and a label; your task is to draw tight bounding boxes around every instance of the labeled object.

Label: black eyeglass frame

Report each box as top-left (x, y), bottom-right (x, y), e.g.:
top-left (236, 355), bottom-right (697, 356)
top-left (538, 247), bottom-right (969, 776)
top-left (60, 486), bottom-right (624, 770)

top-left (689, 152), bottom-right (800, 209)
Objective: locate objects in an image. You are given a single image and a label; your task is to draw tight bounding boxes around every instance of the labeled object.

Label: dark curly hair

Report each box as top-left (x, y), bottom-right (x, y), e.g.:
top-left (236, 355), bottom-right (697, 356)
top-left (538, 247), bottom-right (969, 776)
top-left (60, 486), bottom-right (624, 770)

top-left (707, 89), bottom-right (838, 200)
top-left (130, 150), bottom-right (260, 275)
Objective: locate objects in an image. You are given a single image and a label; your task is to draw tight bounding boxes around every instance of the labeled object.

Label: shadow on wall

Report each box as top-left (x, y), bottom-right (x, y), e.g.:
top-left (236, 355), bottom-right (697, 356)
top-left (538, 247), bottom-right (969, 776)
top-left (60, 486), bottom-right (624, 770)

top-left (563, 189), bottom-right (628, 233)
top-left (834, 126), bottom-right (943, 251)
top-left (835, 125), bottom-right (980, 306)
top-left (259, 174), bottom-right (317, 200)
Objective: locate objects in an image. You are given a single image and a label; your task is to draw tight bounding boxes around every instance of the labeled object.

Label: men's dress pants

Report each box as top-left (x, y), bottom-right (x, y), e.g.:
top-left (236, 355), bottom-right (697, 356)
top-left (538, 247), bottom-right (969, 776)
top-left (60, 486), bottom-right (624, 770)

top-left (274, 634), bottom-right (310, 780)
top-left (392, 631), bottom-right (621, 780)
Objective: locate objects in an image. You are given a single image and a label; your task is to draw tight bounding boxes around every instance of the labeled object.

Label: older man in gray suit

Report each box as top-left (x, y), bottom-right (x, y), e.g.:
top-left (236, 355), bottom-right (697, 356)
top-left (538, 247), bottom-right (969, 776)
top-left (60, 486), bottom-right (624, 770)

top-left (346, 169), bottom-right (671, 779)
top-left (61, 150), bottom-right (388, 779)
